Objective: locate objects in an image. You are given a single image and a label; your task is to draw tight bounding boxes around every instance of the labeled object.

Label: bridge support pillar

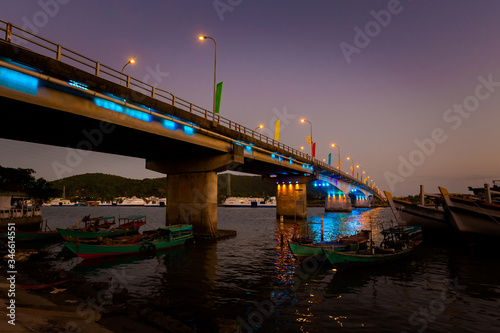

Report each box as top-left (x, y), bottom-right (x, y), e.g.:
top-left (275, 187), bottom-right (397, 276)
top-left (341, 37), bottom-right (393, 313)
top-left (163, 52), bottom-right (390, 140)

top-left (165, 171), bottom-right (218, 237)
top-left (147, 146), bottom-right (245, 238)
top-left (276, 183), bottom-right (307, 220)
top-left (325, 195), bottom-right (352, 212)
top-left (352, 198), bottom-right (371, 208)
top-left (264, 175), bottom-right (316, 220)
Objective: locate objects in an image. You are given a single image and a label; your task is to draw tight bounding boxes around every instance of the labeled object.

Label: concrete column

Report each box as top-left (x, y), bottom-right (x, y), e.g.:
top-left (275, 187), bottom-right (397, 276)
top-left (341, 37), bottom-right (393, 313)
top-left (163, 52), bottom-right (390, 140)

top-left (419, 185), bottom-right (425, 206)
top-left (276, 183), bottom-right (307, 220)
top-left (325, 195), bottom-right (352, 212)
top-left (352, 198), bottom-right (371, 208)
top-left (166, 171), bottom-right (218, 237)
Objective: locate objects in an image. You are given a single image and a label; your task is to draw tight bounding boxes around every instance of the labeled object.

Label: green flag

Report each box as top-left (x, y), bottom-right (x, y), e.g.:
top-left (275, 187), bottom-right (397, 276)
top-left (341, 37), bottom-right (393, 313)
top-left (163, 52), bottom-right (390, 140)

top-left (215, 82), bottom-right (223, 114)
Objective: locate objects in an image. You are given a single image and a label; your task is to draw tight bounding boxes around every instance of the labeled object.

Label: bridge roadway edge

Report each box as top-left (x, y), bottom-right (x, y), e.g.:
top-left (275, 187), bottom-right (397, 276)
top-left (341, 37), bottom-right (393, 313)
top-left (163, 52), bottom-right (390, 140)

top-left (0, 41), bottom-right (319, 170)
top-left (0, 39), bottom-right (383, 234)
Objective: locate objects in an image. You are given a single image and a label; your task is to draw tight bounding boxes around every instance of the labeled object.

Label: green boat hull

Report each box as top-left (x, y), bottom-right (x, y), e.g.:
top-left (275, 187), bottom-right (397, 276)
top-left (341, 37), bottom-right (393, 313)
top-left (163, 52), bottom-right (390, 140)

top-left (64, 224), bottom-right (194, 259)
top-left (1, 230), bottom-right (61, 242)
top-left (288, 241), bottom-right (348, 260)
top-left (322, 247), bottom-right (413, 269)
top-left (64, 237), bottom-right (188, 259)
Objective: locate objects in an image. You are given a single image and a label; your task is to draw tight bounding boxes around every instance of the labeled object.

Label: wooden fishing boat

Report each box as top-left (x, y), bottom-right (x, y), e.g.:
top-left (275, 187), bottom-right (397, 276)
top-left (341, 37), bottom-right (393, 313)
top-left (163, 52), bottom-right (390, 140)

top-left (322, 225), bottom-right (422, 269)
top-left (289, 230), bottom-right (371, 260)
top-left (385, 191), bottom-right (450, 231)
top-left (439, 187), bottom-right (500, 239)
top-left (63, 224), bottom-right (193, 259)
top-left (1, 229), bottom-right (60, 242)
top-left (0, 220), bottom-right (61, 242)
top-left (69, 215), bottom-right (117, 232)
top-left (57, 215), bottom-right (146, 240)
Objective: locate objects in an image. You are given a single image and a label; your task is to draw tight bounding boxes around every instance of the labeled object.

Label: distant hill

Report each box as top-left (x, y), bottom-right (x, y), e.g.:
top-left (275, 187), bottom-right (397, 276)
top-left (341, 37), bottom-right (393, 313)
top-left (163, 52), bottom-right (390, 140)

top-left (49, 173), bottom-right (276, 203)
top-left (49, 173), bottom-right (337, 204)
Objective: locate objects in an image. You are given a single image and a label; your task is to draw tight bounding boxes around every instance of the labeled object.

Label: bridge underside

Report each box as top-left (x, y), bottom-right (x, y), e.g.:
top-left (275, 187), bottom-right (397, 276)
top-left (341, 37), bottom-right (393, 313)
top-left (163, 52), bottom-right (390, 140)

top-left (0, 96), bottom-right (220, 162)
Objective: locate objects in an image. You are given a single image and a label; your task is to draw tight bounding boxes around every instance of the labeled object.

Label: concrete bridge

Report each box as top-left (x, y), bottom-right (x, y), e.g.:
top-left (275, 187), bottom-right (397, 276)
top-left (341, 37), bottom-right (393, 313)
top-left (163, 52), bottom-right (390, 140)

top-left (0, 20), bottom-right (384, 237)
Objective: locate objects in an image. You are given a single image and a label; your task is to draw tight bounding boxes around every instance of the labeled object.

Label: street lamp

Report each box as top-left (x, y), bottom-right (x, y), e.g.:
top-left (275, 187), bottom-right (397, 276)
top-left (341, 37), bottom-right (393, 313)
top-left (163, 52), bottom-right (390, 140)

top-left (331, 143), bottom-right (341, 171)
top-left (254, 124), bottom-right (264, 131)
top-left (300, 118), bottom-right (313, 158)
top-left (356, 165), bottom-right (364, 181)
top-left (198, 35), bottom-right (217, 116)
top-left (120, 58), bottom-right (135, 85)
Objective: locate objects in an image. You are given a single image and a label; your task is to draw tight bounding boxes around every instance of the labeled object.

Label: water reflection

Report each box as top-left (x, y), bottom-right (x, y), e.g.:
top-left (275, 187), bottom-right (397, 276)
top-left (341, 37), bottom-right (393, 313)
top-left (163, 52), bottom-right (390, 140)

top-left (29, 206), bottom-right (500, 332)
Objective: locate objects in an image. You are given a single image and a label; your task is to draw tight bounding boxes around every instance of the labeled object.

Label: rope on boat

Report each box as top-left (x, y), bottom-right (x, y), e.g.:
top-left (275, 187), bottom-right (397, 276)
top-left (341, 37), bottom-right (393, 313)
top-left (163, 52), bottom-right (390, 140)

top-left (471, 201), bottom-right (500, 225)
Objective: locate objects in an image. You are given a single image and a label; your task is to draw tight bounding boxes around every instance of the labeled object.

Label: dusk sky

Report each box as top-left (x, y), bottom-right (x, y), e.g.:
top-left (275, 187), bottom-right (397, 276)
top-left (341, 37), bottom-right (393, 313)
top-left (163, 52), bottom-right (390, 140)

top-left (1, 1), bottom-right (500, 196)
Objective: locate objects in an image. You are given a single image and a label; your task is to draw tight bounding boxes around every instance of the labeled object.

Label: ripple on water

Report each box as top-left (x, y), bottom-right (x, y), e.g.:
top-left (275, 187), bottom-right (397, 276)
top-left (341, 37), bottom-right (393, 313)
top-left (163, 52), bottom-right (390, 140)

top-left (35, 206), bottom-right (500, 331)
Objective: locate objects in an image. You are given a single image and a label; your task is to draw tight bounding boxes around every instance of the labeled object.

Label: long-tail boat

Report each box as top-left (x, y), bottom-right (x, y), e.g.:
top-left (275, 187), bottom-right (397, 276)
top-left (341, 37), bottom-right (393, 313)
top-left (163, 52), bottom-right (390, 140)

top-left (439, 187), bottom-right (500, 240)
top-left (323, 225), bottom-right (422, 269)
top-left (289, 230), bottom-right (371, 260)
top-left (0, 220), bottom-right (61, 242)
top-left (63, 224), bottom-right (193, 259)
top-left (57, 215), bottom-right (145, 240)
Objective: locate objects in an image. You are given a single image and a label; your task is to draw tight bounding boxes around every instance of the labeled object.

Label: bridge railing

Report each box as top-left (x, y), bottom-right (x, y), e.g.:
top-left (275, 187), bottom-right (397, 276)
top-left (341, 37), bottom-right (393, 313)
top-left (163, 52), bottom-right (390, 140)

top-left (0, 20), bottom-right (380, 196)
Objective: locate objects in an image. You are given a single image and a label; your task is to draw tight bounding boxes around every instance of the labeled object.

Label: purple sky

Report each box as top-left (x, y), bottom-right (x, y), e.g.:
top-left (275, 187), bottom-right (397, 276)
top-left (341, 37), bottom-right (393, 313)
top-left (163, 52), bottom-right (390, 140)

top-left (1, 0), bottom-right (500, 196)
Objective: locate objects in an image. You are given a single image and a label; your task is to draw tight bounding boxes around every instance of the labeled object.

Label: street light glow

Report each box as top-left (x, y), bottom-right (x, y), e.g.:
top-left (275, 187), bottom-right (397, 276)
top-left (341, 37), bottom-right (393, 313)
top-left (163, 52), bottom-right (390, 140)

top-left (197, 35), bottom-right (217, 114)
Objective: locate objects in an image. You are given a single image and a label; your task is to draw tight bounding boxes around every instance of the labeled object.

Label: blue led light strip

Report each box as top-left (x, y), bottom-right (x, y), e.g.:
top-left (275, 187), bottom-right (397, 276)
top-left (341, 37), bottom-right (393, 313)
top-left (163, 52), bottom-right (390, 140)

top-left (0, 67), bottom-right (38, 95)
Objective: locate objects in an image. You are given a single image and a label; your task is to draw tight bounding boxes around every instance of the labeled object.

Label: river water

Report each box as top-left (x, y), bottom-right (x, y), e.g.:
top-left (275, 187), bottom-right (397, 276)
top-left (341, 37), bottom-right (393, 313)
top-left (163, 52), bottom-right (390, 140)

top-left (36, 206), bottom-right (500, 332)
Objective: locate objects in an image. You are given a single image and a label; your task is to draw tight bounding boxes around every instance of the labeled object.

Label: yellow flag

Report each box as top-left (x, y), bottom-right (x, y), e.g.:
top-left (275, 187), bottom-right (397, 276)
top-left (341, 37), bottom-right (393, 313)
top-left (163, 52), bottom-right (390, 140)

top-left (306, 136), bottom-right (312, 145)
top-left (274, 119), bottom-right (280, 141)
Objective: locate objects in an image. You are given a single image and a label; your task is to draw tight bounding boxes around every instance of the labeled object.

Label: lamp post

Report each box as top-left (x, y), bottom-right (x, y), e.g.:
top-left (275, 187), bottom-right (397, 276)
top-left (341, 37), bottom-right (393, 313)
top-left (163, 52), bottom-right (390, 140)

top-left (331, 143), bottom-right (341, 171)
top-left (347, 157), bottom-right (354, 177)
top-left (356, 165), bottom-right (364, 181)
top-left (198, 35), bottom-right (217, 116)
top-left (254, 124), bottom-right (264, 131)
top-left (300, 118), bottom-right (313, 159)
top-left (120, 58), bottom-right (135, 85)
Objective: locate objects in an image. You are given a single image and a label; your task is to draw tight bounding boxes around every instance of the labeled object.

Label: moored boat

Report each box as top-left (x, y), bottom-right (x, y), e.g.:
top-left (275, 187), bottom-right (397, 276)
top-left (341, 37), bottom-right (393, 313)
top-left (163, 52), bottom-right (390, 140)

top-left (439, 187), bottom-right (500, 239)
top-left (0, 229), bottom-right (61, 242)
top-left (322, 225), bottom-right (422, 269)
top-left (0, 220), bottom-right (61, 242)
top-left (222, 196), bottom-right (276, 207)
top-left (118, 197), bottom-right (146, 206)
top-left (63, 224), bottom-right (193, 259)
top-left (57, 215), bottom-right (145, 240)
top-left (385, 190), bottom-right (450, 231)
top-left (288, 230), bottom-right (371, 260)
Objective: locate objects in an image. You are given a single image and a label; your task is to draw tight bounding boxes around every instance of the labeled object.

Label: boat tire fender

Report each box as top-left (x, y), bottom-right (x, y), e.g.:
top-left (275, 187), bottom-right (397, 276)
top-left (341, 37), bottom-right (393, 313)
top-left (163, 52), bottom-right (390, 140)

top-left (147, 244), bottom-right (156, 253)
top-left (139, 245), bottom-right (147, 253)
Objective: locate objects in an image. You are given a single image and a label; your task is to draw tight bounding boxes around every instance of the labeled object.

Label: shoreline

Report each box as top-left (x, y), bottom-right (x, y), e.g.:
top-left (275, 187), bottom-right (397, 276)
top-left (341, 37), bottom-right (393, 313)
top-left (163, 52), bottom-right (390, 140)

top-left (0, 234), bottom-right (240, 333)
